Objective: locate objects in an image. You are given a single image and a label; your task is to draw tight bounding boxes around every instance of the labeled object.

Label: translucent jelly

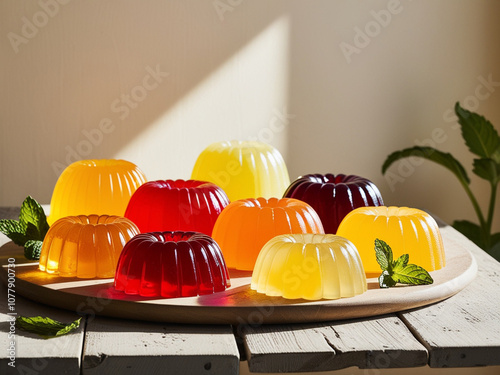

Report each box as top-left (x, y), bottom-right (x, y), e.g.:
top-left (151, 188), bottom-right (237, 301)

top-left (124, 179), bottom-right (229, 235)
top-left (336, 206), bottom-right (446, 276)
top-left (212, 197), bottom-right (324, 271)
top-left (191, 141), bottom-right (290, 202)
top-left (49, 159), bottom-right (147, 224)
top-left (39, 215), bottom-right (139, 278)
top-left (114, 231), bottom-right (231, 298)
top-left (283, 173), bottom-right (384, 234)
top-left (251, 234), bottom-right (367, 300)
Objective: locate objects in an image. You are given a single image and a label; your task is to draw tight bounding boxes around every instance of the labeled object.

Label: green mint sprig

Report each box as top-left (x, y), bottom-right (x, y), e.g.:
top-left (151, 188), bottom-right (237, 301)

top-left (16, 316), bottom-right (82, 339)
top-left (375, 239), bottom-right (433, 288)
top-left (0, 196), bottom-right (49, 260)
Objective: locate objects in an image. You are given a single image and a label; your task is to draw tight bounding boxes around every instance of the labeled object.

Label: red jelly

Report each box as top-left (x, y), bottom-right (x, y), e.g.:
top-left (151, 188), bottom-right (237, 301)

top-left (124, 180), bottom-right (229, 235)
top-left (284, 174), bottom-right (384, 234)
top-left (114, 231), bottom-right (231, 298)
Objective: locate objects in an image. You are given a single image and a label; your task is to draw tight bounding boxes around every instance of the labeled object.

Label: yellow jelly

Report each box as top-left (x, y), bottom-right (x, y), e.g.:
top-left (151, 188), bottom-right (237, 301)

top-left (39, 215), bottom-right (140, 278)
top-left (251, 234), bottom-right (367, 300)
top-left (49, 159), bottom-right (147, 224)
top-left (191, 141), bottom-right (290, 202)
top-left (336, 206), bottom-right (446, 277)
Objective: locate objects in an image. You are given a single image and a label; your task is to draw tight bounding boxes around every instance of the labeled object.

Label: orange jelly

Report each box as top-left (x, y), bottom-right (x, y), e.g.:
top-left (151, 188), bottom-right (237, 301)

top-left (49, 159), bottom-right (147, 224)
top-left (336, 206), bottom-right (446, 276)
top-left (212, 197), bottom-right (324, 271)
top-left (39, 215), bottom-right (140, 278)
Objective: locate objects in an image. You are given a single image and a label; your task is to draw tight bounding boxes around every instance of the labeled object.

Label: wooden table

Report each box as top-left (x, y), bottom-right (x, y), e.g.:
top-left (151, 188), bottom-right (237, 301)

top-left (1, 207), bottom-right (499, 374)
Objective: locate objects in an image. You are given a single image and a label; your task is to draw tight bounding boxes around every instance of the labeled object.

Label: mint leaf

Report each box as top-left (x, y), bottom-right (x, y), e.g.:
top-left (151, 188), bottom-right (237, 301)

top-left (455, 102), bottom-right (500, 159)
top-left (473, 158), bottom-right (500, 185)
top-left (393, 253), bottom-right (409, 271)
top-left (25, 240), bottom-right (43, 261)
top-left (382, 146), bottom-right (470, 185)
top-left (379, 270), bottom-right (397, 288)
top-left (16, 316), bottom-right (82, 339)
top-left (0, 219), bottom-right (28, 246)
top-left (392, 264), bottom-right (434, 286)
top-left (375, 239), bottom-right (434, 288)
top-left (375, 239), bottom-right (393, 271)
top-left (19, 196), bottom-right (49, 240)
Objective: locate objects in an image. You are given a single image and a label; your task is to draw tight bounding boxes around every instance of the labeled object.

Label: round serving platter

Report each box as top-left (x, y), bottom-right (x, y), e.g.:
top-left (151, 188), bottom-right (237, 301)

top-left (0, 225), bottom-right (477, 325)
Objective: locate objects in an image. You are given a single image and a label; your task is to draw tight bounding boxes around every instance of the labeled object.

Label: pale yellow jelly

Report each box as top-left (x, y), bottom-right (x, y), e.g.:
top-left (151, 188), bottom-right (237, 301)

top-left (191, 141), bottom-right (290, 202)
top-left (251, 234), bottom-right (367, 300)
top-left (336, 206), bottom-right (445, 277)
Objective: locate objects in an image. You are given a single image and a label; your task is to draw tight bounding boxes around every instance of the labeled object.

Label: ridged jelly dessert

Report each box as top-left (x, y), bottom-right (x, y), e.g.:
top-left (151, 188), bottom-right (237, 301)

top-left (39, 215), bottom-right (140, 278)
top-left (251, 234), bottom-right (367, 300)
top-left (283, 173), bottom-right (384, 234)
top-left (212, 197), bottom-right (324, 271)
top-left (124, 179), bottom-right (229, 235)
top-left (191, 141), bottom-right (290, 201)
top-left (49, 159), bottom-right (147, 224)
top-left (114, 231), bottom-right (231, 298)
top-left (336, 206), bottom-right (446, 276)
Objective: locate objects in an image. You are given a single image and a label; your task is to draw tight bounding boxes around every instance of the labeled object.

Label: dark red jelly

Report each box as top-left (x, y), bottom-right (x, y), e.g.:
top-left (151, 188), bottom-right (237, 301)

top-left (114, 231), bottom-right (231, 298)
top-left (124, 179), bottom-right (229, 235)
top-left (283, 174), bottom-right (384, 234)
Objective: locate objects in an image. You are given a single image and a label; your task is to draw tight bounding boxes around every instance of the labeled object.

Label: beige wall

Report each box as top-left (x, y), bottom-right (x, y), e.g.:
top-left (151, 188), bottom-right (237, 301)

top-left (1, 0), bottom-right (499, 232)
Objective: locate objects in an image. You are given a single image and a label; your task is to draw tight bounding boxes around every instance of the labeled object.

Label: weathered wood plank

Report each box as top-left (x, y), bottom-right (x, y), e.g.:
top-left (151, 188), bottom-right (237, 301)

top-left (0, 253), bottom-right (85, 374)
top-left (242, 314), bottom-right (428, 372)
top-left (399, 225), bottom-right (500, 367)
top-left (82, 316), bottom-right (240, 375)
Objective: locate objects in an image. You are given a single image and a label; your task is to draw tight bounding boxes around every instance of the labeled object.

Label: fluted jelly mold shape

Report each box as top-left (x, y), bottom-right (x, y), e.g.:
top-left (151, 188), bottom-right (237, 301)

top-left (336, 206), bottom-right (446, 276)
top-left (251, 233), bottom-right (367, 300)
top-left (114, 231), bottom-right (231, 298)
top-left (191, 141), bottom-right (290, 202)
top-left (124, 179), bottom-right (230, 235)
top-left (39, 215), bottom-right (140, 278)
top-left (212, 197), bottom-right (325, 271)
top-left (49, 159), bottom-right (147, 224)
top-left (283, 173), bottom-right (384, 234)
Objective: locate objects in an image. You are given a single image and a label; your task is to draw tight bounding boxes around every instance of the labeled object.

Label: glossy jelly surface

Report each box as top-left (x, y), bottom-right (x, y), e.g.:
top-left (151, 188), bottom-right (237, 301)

top-left (212, 197), bottom-right (325, 271)
top-left (191, 141), bottom-right (290, 201)
top-left (39, 215), bottom-right (140, 278)
top-left (114, 231), bottom-right (231, 298)
top-left (251, 234), bottom-right (367, 300)
top-left (336, 206), bottom-right (446, 276)
top-left (283, 173), bottom-right (384, 234)
top-left (124, 179), bottom-right (229, 235)
top-left (49, 159), bottom-right (147, 224)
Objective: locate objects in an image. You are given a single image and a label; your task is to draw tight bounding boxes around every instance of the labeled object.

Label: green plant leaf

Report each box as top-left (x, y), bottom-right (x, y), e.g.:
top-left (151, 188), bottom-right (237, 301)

top-left (19, 196), bottom-right (49, 240)
top-left (452, 220), bottom-right (484, 249)
top-left (455, 102), bottom-right (500, 158)
top-left (374, 239), bottom-right (393, 271)
top-left (16, 316), bottom-right (82, 339)
top-left (473, 158), bottom-right (500, 185)
top-left (393, 254), bottom-right (409, 272)
top-left (378, 271), bottom-right (397, 288)
top-left (382, 146), bottom-right (470, 185)
top-left (0, 219), bottom-right (28, 246)
top-left (24, 240), bottom-right (43, 261)
top-left (392, 264), bottom-right (434, 285)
